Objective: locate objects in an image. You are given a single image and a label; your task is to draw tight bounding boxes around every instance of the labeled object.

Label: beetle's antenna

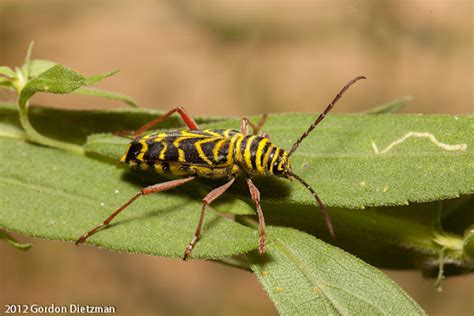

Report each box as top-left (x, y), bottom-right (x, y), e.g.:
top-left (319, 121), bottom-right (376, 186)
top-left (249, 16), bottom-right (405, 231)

top-left (287, 76), bottom-right (366, 157)
top-left (290, 172), bottom-right (335, 239)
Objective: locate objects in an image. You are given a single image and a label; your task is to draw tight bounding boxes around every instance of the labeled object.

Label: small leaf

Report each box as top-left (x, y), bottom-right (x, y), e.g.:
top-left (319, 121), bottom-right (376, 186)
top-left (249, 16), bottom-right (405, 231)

top-left (20, 64), bottom-right (86, 104)
top-left (0, 66), bottom-right (16, 78)
top-left (248, 227), bottom-right (425, 315)
top-left (20, 41), bottom-right (34, 79)
top-left (464, 226), bottom-right (474, 260)
top-left (0, 78), bottom-right (14, 91)
top-left (0, 229), bottom-right (32, 250)
top-left (84, 70), bottom-right (119, 85)
top-left (28, 59), bottom-right (58, 78)
top-left (74, 87), bottom-right (138, 107)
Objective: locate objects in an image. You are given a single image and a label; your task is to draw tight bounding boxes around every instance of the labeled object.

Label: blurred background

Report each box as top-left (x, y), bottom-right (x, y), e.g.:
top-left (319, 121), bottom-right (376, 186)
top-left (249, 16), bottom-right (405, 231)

top-left (1, 0), bottom-right (472, 315)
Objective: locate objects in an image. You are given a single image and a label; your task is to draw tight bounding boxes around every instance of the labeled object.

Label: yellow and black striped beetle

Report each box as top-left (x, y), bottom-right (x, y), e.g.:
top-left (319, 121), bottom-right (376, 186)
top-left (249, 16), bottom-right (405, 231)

top-left (76, 76), bottom-right (365, 260)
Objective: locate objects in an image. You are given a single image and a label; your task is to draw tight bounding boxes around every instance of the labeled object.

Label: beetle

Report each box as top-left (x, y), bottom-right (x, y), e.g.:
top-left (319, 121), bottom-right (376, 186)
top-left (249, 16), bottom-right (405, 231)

top-left (76, 76), bottom-right (365, 260)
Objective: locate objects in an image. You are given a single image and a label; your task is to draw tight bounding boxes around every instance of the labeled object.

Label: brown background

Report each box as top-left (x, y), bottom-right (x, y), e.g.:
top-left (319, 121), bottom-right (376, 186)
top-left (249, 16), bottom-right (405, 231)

top-left (1, 0), bottom-right (473, 315)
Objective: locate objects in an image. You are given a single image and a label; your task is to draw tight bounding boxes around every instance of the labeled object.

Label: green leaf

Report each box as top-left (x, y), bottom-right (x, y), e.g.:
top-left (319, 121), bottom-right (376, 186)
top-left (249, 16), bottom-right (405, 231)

top-left (463, 226), bottom-right (474, 260)
top-left (248, 227), bottom-right (425, 315)
top-left (0, 229), bottom-right (32, 251)
top-left (0, 78), bottom-right (14, 91)
top-left (84, 70), bottom-right (119, 85)
top-left (19, 64), bottom-right (86, 106)
top-left (28, 59), bottom-right (58, 78)
top-left (0, 102), bottom-right (224, 145)
top-left (86, 114), bottom-right (473, 209)
top-left (250, 199), bottom-right (472, 271)
top-left (20, 41), bottom-right (34, 79)
top-left (363, 96), bottom-right (412, 114)
top-left (0, 66), bottom-right (16, 78)
top-left (0, 138), bottom-right (258, 258)
top-left (74, 87), bottom-right (138, 107)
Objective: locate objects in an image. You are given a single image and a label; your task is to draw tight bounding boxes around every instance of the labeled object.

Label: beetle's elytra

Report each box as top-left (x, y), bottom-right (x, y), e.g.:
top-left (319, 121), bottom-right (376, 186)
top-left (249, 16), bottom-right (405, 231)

top-left (76, 76), bottom-right (366, 260)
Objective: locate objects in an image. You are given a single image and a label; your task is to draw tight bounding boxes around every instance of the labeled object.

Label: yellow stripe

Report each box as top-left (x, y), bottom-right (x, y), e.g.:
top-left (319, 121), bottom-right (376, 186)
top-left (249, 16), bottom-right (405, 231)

top-left (244, 136), bottom-right (257, 169)
top-left (173, 137), bottom-right (182, 147)
top-left (170, 163), bottom-right (187, 175)
top-left (235, 135), bottom-right (244, 162)
top-left (178, 148), bottom-right (186, 162)
top-left (262, 144), bottom-right (274, 172)
top-left (120, 143), bottom-right (132, 162)
top-left (269, 148), bottom-right (280, 174)
top-left (136, 140), bottom-right (148, 161)
top-left (204, 129), bottom-right (224, 137)
top-left (195, 139), bottom-right (215, 165)
top-left (255, 138), bottom-right (269, 173)
top-left (213, 139), bottom-right (226, 162)
top-left (159, 142), bottom-right (167, 160)
top-left (277, 152), bottom-right (288, 171)
top-left (181, 130), bottom-right (209, 138)
top-left (154, 163), bottom-right (164, 173)
top-left (227, 134), bottom-right (240, 164)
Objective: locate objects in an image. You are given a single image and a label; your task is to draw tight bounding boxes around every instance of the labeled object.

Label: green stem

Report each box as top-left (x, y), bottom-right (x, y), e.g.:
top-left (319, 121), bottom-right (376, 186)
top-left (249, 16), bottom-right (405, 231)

top-left (18, 99), bottom-right (84, 155)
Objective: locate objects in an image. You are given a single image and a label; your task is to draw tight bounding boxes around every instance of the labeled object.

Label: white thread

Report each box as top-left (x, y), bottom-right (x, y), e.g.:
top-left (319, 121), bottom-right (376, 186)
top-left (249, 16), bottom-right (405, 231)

top-left (372, 132), bottom-right (467, 154)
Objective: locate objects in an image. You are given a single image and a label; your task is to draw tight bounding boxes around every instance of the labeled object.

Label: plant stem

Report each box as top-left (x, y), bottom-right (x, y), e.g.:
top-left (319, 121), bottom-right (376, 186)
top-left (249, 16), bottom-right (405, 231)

top-left (18, 99), bottom-right (84, 155)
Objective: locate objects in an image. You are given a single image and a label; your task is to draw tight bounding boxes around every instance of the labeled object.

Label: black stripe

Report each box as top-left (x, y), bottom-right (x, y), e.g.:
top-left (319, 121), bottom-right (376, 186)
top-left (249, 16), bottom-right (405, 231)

top-left (266, 147), bottom-right (277, 171)
top-left (125, 140), bottom-right (142, 163)
top-left (260, 141), bottom-right (271, 170)
top-left (249, 138), bottom-right (260, 170)
top-left (143, 141), bottom-right (164, 162)
top-left (240, 136), bottom-right (250, 161)
top-left (179, 138), bottom-right (206, 164)
top-left (163, 137), bottom-right (178, 161)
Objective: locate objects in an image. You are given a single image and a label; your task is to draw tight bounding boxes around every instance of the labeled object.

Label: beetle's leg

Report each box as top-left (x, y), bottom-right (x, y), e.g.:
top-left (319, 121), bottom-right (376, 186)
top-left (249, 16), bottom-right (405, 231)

top-left (246, 177), bottom-right (266, 255)
top-left (248, 114), bottom-right (268, 135)
top-left (76, 176), bottom-right (196, 245)
top-left (134, 106), bottom-right (199, 136)
top-left (241, 117), bottom-right (250, 136)
top-left (183, 177), bottom-right (236, 260)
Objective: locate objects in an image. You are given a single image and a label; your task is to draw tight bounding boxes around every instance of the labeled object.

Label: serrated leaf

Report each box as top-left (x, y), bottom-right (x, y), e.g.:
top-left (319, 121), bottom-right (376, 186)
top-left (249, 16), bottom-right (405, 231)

top-left (248, 227), bottom-right (425, 315)
top-left (18, 66), bottom-right (123, 110)
top-left (20, 64), bottom-right (86, 103)
top-left (74, 87), bottom-right (138, 107)
top-left (85, 114), bottom-right (473, 209)
top-left (0, 138), bottom-right (258, 259)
